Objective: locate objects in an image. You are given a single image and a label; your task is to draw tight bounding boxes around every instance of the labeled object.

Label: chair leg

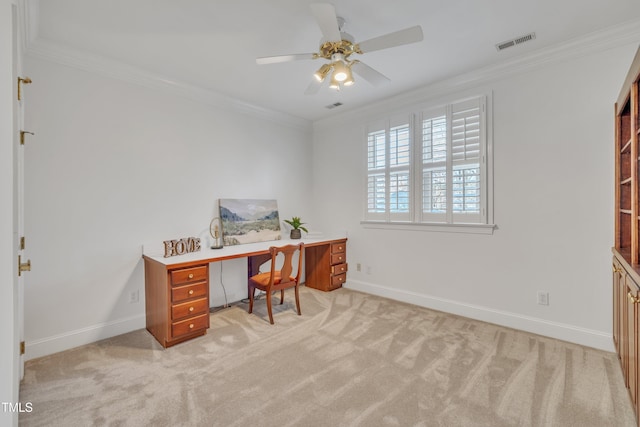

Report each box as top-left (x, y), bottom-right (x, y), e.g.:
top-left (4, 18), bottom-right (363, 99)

top-left (266, 291), bottom-right (274, 324)
top-left (248, 285), bottom-right (255, 314)
top-left (280, 289), bottom-right (285, 305)
top-left (294, 284), bottom-right (301, 316)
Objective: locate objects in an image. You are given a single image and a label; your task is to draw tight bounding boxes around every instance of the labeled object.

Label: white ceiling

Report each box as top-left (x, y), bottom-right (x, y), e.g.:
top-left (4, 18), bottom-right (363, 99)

top-left (26, 0), bottom-right (640, 122)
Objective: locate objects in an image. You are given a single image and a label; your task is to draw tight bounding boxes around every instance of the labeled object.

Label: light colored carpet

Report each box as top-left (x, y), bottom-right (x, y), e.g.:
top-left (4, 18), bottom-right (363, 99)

top-left (19, 286), bottom-right (636, 426)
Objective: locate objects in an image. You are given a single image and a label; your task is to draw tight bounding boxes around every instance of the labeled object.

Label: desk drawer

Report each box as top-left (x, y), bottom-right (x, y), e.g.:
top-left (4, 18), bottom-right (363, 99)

top-left (331, 241), bottom-right (346, 254)
top-left (331, 252), bottom-right (346, 265)
top-left (172, 281), bottom-right (208, 303)
top-left (332, 263), bottom-right (348, 275)
top-left (172, 313), bottom-right (209, 338)
top-left (172, 297), bottom-right (209, 321)
top-left (171, 265), bottom-right (208, 285)
top-left (331, 272), bottom-right (346, 289)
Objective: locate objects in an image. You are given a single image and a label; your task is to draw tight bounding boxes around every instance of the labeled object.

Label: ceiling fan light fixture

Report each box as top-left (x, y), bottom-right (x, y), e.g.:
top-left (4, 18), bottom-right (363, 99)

top-left (343, 63), bottom-right (355, 86)
top-left (329, 74), bottom-right (340, 90)
top-left (343, 74), bottom-right (354, 86)
top-left (314, 63), bottom-right (332, 82)
top-left (332, 60), bottom-right (348, 82)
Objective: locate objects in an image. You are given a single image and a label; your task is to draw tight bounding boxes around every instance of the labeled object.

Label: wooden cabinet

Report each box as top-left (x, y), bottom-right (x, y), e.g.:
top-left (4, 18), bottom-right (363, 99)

top-left (613, 255), bottom-right (640, 423)
top-left (144, 259), bottom-right (210, 348)
top-left (614, 45), bottom-right (640, 426)
top-left (616, 47), bottom-right (640, 263)
top-left (305, 239), bottom-right (348, 291)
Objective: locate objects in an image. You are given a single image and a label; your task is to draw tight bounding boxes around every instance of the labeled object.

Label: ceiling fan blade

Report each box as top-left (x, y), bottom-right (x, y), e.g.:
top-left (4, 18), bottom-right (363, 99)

top-left (352, 62), bottom-right (390, 87)
top-left (256, 53), bottom-right (315, 65)
top-left (357, 25), bottom-right (424, 53)
top-left (310, 3), bottom-right (342, 42)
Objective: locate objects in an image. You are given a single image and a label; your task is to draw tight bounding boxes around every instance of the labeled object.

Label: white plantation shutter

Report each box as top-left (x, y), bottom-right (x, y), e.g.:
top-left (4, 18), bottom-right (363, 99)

top-left (451, 99), bottom-right (481, 162)
top-left (365, 116), bottom-right (412, 221)
top-left (451, 97), bottom-right (483, 223)
top-left (420, 108), bottom-right (447, 222)
top-left (388, 120), bottom-right (410, 220)
top-left (367, 127), bottom-right (386, 218)
top-left (364, 95), bottom-right (489, 227)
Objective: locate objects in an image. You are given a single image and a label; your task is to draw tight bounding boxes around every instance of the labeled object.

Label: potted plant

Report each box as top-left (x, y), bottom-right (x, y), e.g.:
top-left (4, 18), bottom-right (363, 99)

top-left (284, 216), bottom-right (308, 239)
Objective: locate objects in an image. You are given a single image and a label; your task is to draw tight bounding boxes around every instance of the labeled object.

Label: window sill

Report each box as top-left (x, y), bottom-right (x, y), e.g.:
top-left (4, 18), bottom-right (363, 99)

top-left (361, 221), bottom-right (497, 235)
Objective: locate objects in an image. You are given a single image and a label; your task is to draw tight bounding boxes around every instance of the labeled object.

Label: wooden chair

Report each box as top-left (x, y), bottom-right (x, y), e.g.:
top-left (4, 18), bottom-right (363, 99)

top-left (248, 243), bottom-right (304, 324)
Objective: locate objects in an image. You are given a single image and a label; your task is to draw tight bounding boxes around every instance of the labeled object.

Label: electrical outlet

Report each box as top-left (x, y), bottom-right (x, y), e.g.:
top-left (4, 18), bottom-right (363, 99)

top-left (129, 290), bottom-right (139, 304)
top-left (356, 263), bottom-right (361, 272)
top-left (537, 291), bottom-right (549, 306)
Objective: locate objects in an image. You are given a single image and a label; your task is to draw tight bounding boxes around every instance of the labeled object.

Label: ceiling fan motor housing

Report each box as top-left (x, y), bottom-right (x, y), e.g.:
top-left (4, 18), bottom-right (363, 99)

top-left (318, 32), bottom-right (359, 60)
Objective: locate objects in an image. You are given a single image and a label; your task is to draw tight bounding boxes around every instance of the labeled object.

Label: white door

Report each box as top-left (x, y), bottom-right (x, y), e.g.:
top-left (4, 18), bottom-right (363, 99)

top-left (12, 4), bottom-right (29, 378)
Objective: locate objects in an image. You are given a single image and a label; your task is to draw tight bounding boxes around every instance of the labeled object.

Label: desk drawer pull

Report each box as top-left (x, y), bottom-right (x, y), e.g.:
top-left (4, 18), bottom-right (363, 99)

top-left (189, 323), bottom-right (194, 329)
top-left (189, 289), bottom-right (194, 295)
top-left (188, 273), bottom-right (194, 279)
top-left (189, 306), bottom-right (194, 312)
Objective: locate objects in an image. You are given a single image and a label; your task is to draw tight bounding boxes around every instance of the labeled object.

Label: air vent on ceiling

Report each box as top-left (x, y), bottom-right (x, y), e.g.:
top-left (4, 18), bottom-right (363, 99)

top-left (325, 102), bottom-right (343, 109)
top-left (495, 32), bottom-right (536, 51)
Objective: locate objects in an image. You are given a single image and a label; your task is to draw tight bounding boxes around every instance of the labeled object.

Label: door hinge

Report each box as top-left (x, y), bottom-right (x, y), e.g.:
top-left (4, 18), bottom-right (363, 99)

top-left (20, 236), bottom-right (25, 250)
top-left (18, 255), bottom-right (31, 277)
top-left (20, 130), bottom-right (34, 145)
top-left (20, 341), bottom-right (25, 355)
top-left (17, 76), bottom-right (32, 101)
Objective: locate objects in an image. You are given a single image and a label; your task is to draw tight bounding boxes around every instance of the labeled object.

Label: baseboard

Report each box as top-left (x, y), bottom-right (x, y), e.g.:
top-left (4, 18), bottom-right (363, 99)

top-left (25, 314), bottom-right (146, 360)
top-left (345, 279), bottom-right (615, 352)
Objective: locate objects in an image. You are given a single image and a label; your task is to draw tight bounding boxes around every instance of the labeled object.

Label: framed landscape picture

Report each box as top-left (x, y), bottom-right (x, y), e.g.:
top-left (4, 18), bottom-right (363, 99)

top-left (219, 199), bottom-right (282, 245)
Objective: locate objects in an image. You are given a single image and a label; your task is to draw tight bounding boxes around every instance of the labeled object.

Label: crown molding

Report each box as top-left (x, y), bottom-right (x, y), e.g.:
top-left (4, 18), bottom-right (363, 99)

top-left (314, 18), bottom-right (640, 130)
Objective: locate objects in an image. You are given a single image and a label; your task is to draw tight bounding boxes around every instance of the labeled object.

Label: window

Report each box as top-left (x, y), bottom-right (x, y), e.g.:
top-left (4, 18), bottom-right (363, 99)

top-left (365, 95), bottom-right (492, 230)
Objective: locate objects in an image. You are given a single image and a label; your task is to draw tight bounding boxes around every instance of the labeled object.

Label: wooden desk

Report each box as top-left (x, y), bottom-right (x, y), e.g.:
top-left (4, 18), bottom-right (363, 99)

top-left (142, 236), bottom-right (347, 348)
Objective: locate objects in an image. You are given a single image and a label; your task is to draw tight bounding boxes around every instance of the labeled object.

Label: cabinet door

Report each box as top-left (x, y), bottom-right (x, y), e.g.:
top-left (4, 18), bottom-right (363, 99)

top-left (626, 274), bottom-right (639, 406)
top-left (614, 259), bottom-right (624, 352)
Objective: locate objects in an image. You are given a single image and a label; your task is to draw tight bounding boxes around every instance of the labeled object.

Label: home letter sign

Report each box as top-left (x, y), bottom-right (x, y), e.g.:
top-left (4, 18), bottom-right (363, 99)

top-left (163, 237), bottom-right (201, 258)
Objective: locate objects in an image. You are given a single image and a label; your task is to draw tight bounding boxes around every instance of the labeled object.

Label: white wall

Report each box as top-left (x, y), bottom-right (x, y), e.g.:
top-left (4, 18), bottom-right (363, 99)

top-left (312, 41), bottom-right (639, 351)
top-left (22, 56), bottom-right (314, 359)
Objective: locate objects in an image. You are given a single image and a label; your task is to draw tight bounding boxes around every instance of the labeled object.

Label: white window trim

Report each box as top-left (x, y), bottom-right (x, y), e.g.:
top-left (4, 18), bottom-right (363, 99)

top-left (362, 92), bottom-right (495, 234)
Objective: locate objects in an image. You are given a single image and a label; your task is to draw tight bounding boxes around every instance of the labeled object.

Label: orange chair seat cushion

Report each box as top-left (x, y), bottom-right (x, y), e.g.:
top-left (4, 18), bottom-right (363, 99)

top-left (249, 271), bottom-right (296, 288)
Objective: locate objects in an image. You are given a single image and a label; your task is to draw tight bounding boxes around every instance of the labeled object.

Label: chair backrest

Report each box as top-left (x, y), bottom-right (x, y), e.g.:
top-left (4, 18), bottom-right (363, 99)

top-left (269, 243), bottom-right (304, 283)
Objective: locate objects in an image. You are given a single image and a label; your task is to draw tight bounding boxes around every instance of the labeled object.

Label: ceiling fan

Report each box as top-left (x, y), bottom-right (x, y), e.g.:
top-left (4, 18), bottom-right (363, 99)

top-left (256, 3), bottom-right (424, 94)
